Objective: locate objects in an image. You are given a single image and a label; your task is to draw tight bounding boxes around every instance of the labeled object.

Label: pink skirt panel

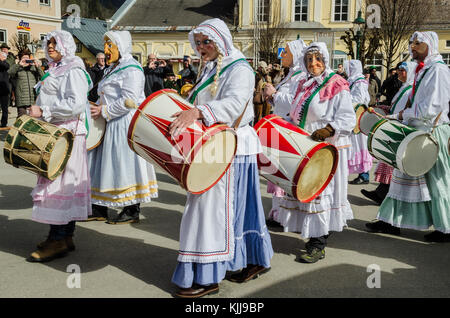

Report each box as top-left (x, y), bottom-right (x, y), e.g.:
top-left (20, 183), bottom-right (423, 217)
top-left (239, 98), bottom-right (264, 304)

top-left (267, 181), bottom-right (286, 197)
top-left (31, 134), bottom-right (92, 225)
top-left (348, 150), bottom-right (373, 174)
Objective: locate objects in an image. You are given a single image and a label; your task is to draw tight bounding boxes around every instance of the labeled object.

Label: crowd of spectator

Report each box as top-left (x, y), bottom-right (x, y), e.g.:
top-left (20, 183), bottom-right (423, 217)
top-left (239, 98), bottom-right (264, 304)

top-left (0, 43), bottom-right (405, 129)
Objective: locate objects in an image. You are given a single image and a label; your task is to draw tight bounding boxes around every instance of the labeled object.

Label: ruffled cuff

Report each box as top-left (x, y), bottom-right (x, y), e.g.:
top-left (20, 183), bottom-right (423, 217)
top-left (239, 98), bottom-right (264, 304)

top-left (40, 106), bottom-right (52, 122)
top-left (101, 105), bottom-right (112, 122)
top-left (196, 104), bottom-right (217, 127)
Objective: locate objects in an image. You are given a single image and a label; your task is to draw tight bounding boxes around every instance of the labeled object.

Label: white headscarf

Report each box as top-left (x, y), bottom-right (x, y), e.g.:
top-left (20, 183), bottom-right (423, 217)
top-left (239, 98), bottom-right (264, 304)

top-left (287, 38), bottom-right (307, 68)
top-left (104, 30), bottom-right (133, 62)
top-left (343, 59), bottom-right (364, 84)
top-left (41, 30), bottom-right (86, 76)
top-left (189, 18), bottom-right (237, 58)
top-left (409, 31), bottom-right (444, 65)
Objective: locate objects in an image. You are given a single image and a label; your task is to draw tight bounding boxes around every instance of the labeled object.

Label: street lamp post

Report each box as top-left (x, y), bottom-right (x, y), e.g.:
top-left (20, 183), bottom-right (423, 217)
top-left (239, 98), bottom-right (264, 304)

top-left (352, 10), bottom-right (366, 60)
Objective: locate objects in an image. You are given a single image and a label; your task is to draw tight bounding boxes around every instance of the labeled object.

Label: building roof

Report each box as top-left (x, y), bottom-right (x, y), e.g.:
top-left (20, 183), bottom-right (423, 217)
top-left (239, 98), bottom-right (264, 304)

top-left (111, 0), bottom-right (237, 30)
top-left (62, 17), bottom-right (108, 55)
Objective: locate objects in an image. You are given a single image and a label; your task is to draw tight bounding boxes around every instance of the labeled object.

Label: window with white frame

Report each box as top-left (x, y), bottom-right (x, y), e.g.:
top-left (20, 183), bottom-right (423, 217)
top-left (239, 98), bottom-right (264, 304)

top-left (333, 0), bottom-right (350, 22)
top-left (40, 33), bottom-right (47, 41)
top-left (18, 31), bottom-right (30, 45)
top-left (332, 55), bottom-right (346, 70)
top-left (257, 0), bottom-right (270, 23)
top-left (446, 40), bottom-right (450, 48)
top-left (366, 53), bottom-right (383, 72)
top-left (0, 29), bottom-right (6, 44)
top-left (39, 0), bottom-right (51, 5)
top-left (294, 0), bottom-right (308, 22)
top-left (441, 53), bottom-right (450, 67)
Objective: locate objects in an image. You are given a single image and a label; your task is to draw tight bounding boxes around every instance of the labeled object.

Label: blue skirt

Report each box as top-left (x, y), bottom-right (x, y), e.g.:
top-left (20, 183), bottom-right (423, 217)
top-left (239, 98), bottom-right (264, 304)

top-left (171, 155), bottom-right (273, 288)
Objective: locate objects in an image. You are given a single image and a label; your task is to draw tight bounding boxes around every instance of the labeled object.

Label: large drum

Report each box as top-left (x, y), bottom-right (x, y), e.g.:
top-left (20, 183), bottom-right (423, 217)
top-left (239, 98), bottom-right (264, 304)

top-left (3, 115), bottom-right (74, 180)
top-left (368, 118), bottom-right (439, 177)
top-left (128, 89), bottom-right (237, 194)
top-left (358, 107), bottom-right (388, 136)
top-left (254, 114), bottom-right (339, 202)
top-left (353, 103), bottom-right (367, 134)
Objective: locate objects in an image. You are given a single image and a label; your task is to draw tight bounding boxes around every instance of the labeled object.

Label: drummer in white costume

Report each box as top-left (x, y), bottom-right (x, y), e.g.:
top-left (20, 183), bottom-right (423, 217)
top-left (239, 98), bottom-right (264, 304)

top-left (262, 39), bottom-right (307, 228)
top-left (367, 31), bottom-right (450, 242)
top-left (27, 30), bottom-right (92, 262)
top-left (361, 61), bottom-right (416, 206)
top-left (169, 18), bottom-right (273, 298)
top-left (277, 42), bottom-right (356, 263)
top-left (345, 60), bottom-right (372, 184)
top-left (88, 31), bottom-right (158, 224)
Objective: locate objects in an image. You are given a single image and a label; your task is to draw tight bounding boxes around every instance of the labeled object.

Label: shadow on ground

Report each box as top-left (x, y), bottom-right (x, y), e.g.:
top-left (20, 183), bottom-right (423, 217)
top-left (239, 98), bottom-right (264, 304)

top-left (0, 184), bottom-right (33, 210)
top-left (0, 214), bottom-right (177, 295)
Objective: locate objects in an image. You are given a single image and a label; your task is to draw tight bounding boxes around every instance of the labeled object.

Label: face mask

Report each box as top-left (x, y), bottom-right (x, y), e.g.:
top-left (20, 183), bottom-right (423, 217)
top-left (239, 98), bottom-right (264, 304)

top-left (305, 52), bottom-right (325, 77)
top-left (104, 38), bottom-right (120, 64)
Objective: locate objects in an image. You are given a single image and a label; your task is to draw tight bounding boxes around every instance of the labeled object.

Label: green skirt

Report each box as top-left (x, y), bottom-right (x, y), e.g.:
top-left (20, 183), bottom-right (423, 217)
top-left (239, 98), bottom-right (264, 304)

top-left (377, 124), bottom-right (450, 232)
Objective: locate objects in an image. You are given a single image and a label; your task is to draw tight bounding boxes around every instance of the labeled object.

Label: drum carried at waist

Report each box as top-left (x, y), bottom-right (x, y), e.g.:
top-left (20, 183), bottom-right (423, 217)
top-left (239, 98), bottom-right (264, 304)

top-left (86, 102), bottom-right (106, 151)
top-left (353, 103), bottom-right (367, 134)
top-left (128, 89), bottom-right (237, 194)
top-left (358, 107), bottom-right (388, 136)
top-left (368, 118), bottom-right (439, 177)
top-left (254, 114), bottom-right (339, 202)
top-left (3, 115), bottom-right (74, 180)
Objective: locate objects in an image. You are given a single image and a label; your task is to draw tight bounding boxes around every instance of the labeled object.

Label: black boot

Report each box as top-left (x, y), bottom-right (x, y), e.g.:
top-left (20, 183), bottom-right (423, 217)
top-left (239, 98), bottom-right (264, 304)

top-left (84, 205), bottom-right (108, 221)
top-left (107, 204), bottom-right (140, 225)
top-left (365, 220), bottom-right (400, 235)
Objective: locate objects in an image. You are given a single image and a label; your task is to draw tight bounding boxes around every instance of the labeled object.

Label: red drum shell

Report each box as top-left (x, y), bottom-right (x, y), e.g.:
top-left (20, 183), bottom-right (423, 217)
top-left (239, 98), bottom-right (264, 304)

top-left (254, 114), bottom-right (339, 203)
top-left (128, 89), bottom-right (237, 194)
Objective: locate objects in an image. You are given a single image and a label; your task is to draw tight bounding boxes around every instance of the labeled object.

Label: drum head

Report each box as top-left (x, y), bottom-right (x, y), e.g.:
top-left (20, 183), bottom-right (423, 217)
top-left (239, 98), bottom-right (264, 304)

top-left (359, 109), bottom-right (385, 136)
top-left (48, 135), bottom-right (70, 179)
top-left (186, 129), bottom-right (237, 193)
top-left (86, 116), bottom-right (106, 151)
top-left (353, 105), bottom-right (366, 134)
top-left (296, 145), bottom-right (337, 202)
top-left (401, 133), bottom-right (439, 177)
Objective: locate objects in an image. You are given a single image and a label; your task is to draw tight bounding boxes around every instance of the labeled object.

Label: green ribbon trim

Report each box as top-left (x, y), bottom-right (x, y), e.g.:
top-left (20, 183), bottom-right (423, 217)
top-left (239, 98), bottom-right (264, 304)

top-left (349, 77), bottom-right (366, 90)
top-left (189, 58), bottom-right (249, 104)
top-left (291, 70), bottom-right (303, 78)
top-left (297, 72), bottom-right (336, 129)
top-left (390, 85), bottom-right (412, 115)
top-left (102, 64), bottom-right (144, 82)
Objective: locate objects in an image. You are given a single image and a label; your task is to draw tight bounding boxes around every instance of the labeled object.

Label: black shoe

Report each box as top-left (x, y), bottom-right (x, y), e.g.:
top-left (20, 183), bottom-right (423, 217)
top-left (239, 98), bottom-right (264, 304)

top-left (266, 218), bottom-right (283, 228)
top-left (174, 283), bottom-right (219, 298)
top-left (365, 220), bottom-right (400, 235)
top-left (349, 177), bottom-right (370, 185)
top-left (107, 204), bottom-right (140, 224)
top-left (84, 205), bottom-right (108, 221)
top-left (295, 248), bottom-right (325, 264)
top-left (227, 265), bottom-right (271, 283)
top-left (424, 231), bottom-right (450, 243)
top-left (361, 189), bottom-right (383, 205)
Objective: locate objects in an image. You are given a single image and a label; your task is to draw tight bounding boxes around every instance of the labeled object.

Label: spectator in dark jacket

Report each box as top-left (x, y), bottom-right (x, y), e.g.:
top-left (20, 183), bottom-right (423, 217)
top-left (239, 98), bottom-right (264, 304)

top-left (144, 54), bottom-right (171, 96)
top-left (0, 52), bottom-right (11, 127)
top-left (178, 56), bottom-right (197, 86)
top-left (8, 49), bottom-right (44, 118)
top-left (1, 43), bottom-right (16, 108)
top-left (88, 52), bottom-right (107, 102)
top-left (379, 66), bottom-right (403, 105)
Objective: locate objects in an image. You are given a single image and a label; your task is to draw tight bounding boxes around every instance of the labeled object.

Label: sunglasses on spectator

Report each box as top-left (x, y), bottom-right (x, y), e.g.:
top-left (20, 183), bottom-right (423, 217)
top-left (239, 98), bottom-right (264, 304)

top-left (195, 39), bottom-right (213, 46)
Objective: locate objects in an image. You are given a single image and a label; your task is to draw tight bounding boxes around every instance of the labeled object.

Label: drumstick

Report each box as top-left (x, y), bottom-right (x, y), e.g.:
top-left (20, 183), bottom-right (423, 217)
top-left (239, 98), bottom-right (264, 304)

top-left (367, 106), bottom-right (387, 119)
top-left (124, 99), bottom-right (138, 109)
top-left (431, 111), bottom-right (442, 135)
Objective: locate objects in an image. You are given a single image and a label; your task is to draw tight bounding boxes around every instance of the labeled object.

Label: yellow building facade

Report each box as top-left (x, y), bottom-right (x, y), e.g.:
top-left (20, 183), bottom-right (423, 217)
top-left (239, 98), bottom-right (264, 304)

top-left (0, 0), bottom-right (62, 59)
top-left (113, 0), bottom-right (449, 77)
